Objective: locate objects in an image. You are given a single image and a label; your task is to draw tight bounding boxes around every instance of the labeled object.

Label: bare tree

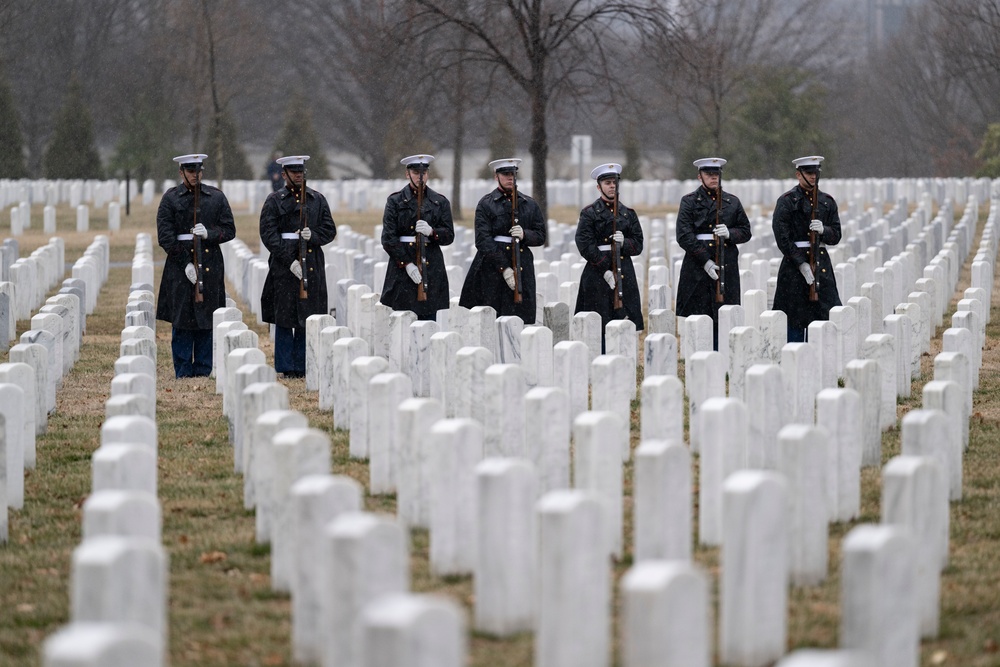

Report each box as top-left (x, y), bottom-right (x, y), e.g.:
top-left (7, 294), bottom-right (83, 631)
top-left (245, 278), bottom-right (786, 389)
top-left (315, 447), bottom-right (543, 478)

top-left (647, 0), bottom-right (843, 161)
top-left (410, 0), bottom-right (666, 218)
top-left (278, 0), bottom-right (431, 179)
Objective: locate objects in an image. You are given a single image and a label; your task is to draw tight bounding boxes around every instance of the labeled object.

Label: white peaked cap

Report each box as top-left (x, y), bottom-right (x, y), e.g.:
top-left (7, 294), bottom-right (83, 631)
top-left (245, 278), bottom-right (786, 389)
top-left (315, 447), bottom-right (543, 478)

top-left (693, 157), bottom-right (727, 170)
top-left (173, 153), bottom-right (208, 165)
top-left (792, 155), bottom-right (824, 168)
top-left (488, 158), bottom-right (522, 172)
top-left (590, 163), bottom-right (622, 180)
top-left (400, 154), bottom-right (435, 167)
top-left (276, 155), bottom-right (309, 167)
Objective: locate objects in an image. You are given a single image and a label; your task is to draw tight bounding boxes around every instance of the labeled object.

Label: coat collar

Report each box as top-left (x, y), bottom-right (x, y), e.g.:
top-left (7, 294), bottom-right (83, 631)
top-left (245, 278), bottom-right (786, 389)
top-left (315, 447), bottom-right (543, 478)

top-left (278, 185), bottom-right (314, 201)
top-left (400, 183), bottom-right (442, 205)
top-left (177, 183), bottom-right (213, 197)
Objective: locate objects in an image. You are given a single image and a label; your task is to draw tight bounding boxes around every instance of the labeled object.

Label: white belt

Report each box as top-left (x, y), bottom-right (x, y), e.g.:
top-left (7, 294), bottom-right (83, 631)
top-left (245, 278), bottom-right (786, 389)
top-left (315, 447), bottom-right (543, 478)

top-left (176, 234), bottom-right (193, 241)
top-left (598, 244), bottom-right (612, 251)
top-left (494, 235), bottom-right (513, 243)
top-left (794, 241), bottom-right (824, 248)
top-left (399, 236), bottom-right (416, 242)
top-left (281, 233), bottom-right (299, 240)
top-left (696, 234), bottom-right (714, 240)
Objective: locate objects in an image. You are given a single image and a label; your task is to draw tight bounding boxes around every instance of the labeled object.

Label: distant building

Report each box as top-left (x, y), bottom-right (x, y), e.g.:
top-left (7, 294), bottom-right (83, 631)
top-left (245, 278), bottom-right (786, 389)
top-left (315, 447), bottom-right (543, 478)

top-left (867, 0), bottom-right (926, 50)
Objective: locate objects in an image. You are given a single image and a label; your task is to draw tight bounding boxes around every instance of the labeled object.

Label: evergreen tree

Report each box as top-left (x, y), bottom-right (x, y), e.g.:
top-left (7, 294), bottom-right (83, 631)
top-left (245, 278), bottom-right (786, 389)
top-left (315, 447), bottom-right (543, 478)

top-left (975, 123), bottom-right (1000, 178)
top-left (479, 114), bottom-right (517, 179)
top-left (207, 110), bottom-right (253, 181)
top-left (43, 77), bottom-right (103, 179)
top-left (0, 65), bottom-right (26, 178)
top-left (679, 67), bottom-right (829, 180)
top-left (273, 94), bottom-right (330, 179)
top-left (110, 90), bottom-right (177, 182)
top-left (621, 124), bottom-right (642, 180)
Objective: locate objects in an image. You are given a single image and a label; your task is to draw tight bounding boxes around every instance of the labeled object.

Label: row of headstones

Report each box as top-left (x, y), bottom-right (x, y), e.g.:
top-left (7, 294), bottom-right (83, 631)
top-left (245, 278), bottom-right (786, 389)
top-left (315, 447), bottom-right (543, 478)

top-left (208, 184), bottom-right (991, 666)
top-left (201, 301), bottom-right (473, 667)
top-left (0, 174), bottom-right (990, 221)
top-left (287, 199), bottom-right (994, 665)
top-left (0, 236), bottom-right (65, 326)
top-left (0, 236), bottom-right (91, 543)
top-left (267, 321), bottom-right (976, 667)
top-left (41, 237), bottom-right (168, 666)
top-left (7, 202), bottom-right (128, 236)
top-left (0, 178), bottom-right (136, 210)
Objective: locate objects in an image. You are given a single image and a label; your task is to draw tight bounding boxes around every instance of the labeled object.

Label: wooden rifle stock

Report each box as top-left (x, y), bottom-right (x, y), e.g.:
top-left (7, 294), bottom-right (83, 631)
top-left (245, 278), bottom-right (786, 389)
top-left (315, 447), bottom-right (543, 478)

top-left (611, 181), bottom-right (623, 310)
top-left (192, 179), bottom-right (204, 303)
top-left (510, 176), bottom-right (523, 303)
top-left (298, 178), bottom-right (309, 300)
top-left (808, 174), bottom-right (819, 302)
top-left (714, 179), bottom-right (725, 304)
top-left (415, 173), bottom-right (428, 301)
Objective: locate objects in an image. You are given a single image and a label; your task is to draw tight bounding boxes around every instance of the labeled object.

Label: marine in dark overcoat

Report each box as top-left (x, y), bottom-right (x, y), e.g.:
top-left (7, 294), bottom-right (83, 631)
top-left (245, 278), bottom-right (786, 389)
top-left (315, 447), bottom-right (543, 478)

top-left (259, 176), bottom-right (337, 329)
top-left (771, 156), bottom-right (842, 336)
top-left (155, 176), bottom-right (235, 330)
top-left (380, 156), bottom-right (455, 320)
top-left (573, 164), bottom-right (644, 331)
top-left (459, 159), bottom-right (545, 323)
top-left (675, 162), bottom-right (752, 323)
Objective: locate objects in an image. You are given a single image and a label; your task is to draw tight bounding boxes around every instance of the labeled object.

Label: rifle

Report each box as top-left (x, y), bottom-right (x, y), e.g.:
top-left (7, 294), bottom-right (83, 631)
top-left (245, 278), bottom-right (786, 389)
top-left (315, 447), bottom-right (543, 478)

top-left (714, 175), bottom-right (725, 303)
top-left (610, 178), bottom-right (623, 310)
top-left (511, 174), bottom-right (523, 304)
top-left (192, 176), bottom-right (204, 304)
top-left (808, 171), bottom-right (820, 302)
top-left (298, 175), bottom-right (309, 300)
top-left (415, 171), bottom-right (428, 302)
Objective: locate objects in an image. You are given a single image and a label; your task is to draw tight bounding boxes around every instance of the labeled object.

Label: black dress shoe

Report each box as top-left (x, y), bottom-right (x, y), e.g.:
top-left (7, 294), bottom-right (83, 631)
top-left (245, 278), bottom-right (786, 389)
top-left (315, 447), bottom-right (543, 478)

top-left (282, 372), bottom-right (304, 379)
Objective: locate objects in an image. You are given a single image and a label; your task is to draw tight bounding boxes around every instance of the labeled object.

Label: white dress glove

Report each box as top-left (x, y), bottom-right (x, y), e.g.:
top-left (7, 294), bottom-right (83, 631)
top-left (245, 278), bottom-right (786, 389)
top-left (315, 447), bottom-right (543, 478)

top-left (809, 219), bottom-right (824, 235)
top-left (604, 270), bottom-right (616, 289)
top-left (704, 260), bottom-right (719, 281)
top-left (502, 267), bottom-right (517, 290)
top-left (714, 224), bottom-right (730, 240)
top-left (290, 260), bottom-right (303, 280)
top-left (415, 219), bottom-right (433, 236)
top-left (300, 227), bottom-right (312, 241)
top-left (612, 230), bottom-right (624, 245)
top-left (184, 263), bottom-right (197, 284)
top-left (799, 263), bottom-right (814, 285)
top-left (510, 225), bottom-right (524, 240)
top-left (192, 223), bottom-right (208, 239)
top-left (406, 262), bottom-right (422, 284)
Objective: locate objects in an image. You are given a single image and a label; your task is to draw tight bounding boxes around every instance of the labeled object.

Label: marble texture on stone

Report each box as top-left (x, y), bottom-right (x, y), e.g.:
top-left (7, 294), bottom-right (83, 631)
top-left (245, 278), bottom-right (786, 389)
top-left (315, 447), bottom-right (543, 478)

top-left (290, 474), bottom-right (363, 664)
top-left (844, 359), bottom-right (882, 467)
top-left (453, 347), bottom-right (493, 427)
top-left (474, 458), bottom-right (537, 636)
top-left (368, 373), bottom-right (414, 495)
top-left (720, 471), bottom-right (788, 667)
top-left (881, 456), bottom-right (947, 639)
top-left (349, 357), bottom-right (390, 459)
top-left (643, 332), bottom-right (677, 378)
top-left (816, 388), bottom-right (863, 523)
top-left (574, 411), bottom-right (625, 558)
top-left (321, 512), bottom-right (409, 667)
top-left (634, 440), bottom-right (691, 562)
top-left (553, 341), bottom-right (589, 428)
top-left (640, 375), bottom-right (683, 446)
top-left (396, 398), bottom-right (445, 528)
top-left (778, 424), bottom-right (829, 586)
top-left (427, 419), bottom-right (484, 576)
top-left (840, 525), bottom-right (918, 667)
top-left (535, 490), bottom-right (608, 667)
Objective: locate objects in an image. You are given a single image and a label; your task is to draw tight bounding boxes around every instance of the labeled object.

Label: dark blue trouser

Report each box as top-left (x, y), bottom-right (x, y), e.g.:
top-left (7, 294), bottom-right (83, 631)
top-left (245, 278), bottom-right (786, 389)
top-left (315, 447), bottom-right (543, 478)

top-left (787, 326), bottom-right (806, 343)
top-left (274, 326), bottom-right (306, 375)
top-left (172, 327), bottom-right (213, 378)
